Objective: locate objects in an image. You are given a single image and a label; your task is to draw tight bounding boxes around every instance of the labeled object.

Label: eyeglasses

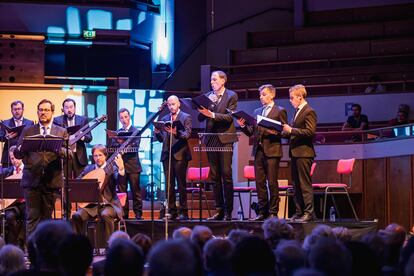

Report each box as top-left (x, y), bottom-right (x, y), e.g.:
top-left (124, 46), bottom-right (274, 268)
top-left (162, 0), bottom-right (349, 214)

top-left (38, 108), bottom-right (52, 113)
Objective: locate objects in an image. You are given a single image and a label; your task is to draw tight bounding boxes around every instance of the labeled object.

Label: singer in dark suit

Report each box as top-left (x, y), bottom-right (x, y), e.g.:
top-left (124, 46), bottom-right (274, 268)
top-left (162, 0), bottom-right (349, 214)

top-left (198, 70), bottom-right (238, 221)
top-left (53, 98), bottom-right (92, 178)
top-left (116, 108), bottom-right (143, 219)
top-left (283, 84), bottom-right (317, 223)
top-left (239, 84), bottom-right (287, 220)
top-left (154, 95), bottom-right (192, 220)
top-left (0, 100), bottom-right (34, 167)
top-left (72, 144), bottom-right (124, 243)
top-left (14, 99), bottom-right (69, 238)
top-left (0, 145), bottom-right (26, 248)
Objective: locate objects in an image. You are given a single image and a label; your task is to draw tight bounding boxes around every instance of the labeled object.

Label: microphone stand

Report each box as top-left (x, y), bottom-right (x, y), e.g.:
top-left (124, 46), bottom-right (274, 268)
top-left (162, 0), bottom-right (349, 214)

top-left (0, 164), bottom-right (5, 239)
top-left (164, 114), bottom-right (174, 240)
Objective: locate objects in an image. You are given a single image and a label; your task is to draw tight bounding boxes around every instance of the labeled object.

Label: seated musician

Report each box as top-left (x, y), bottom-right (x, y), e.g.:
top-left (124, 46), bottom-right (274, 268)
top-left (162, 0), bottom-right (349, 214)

top-left (0, 145), bottom-right (26, 248)
top-left (71, 144), bottom-right (125, 244)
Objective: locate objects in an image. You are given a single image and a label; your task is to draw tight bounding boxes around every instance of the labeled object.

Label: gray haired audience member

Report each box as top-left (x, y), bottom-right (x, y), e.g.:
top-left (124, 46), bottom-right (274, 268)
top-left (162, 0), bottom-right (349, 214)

top-left (308, 237), bottom-right (352, 276)
top-left (275, 240), bottom-right (306, 276)
top-left (302, 224), bottom-right (334, 252)
top-left (191, 225), bottom-right (213, 252)
top-left (148, 239), bottom-right (202, 276)
top-left (104, 239), bottom-right (144, 276)
top-left (0, 244), bottom-right (26, 275)
top-left (107, 230), bottom-right (130, 247)
top-left (172, 226), bottom-right (192, 240)
top-left (332, 227), bottom-right (352, 242)
top-left (262, 218), bottom-right (295, 249)
top-left (203, 238), bottom-right (234, 275)
top-left (227, 229), bottom-right (251, 245)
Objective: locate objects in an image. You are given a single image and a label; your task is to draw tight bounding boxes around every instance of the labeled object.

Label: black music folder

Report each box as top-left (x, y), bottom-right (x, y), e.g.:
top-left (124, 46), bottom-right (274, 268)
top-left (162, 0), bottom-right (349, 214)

top-left (0, 122), bottom-right (26, 136)
top-left (153, 120), bottom-right (182, 130)
top-left (257, 115), bottom-right (283, 132)
top-left (20, 134), bottom-right (65, 153)
top-left (66, 125), bottom-right (81, 135)
top-left (191, 94), bottom-right (216, 110)
top-left (231, 110), bottom-right (256, 126)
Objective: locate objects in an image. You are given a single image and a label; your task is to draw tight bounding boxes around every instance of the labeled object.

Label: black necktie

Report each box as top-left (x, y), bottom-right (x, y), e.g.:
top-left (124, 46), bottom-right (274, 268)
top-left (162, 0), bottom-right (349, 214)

top-left (42, 126), bottom-right (47, 135)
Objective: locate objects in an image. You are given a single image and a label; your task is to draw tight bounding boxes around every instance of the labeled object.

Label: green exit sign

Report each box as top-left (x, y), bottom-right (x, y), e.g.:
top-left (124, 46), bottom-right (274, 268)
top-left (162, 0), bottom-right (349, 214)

top-left (83, 30), bottom-right (96, 39)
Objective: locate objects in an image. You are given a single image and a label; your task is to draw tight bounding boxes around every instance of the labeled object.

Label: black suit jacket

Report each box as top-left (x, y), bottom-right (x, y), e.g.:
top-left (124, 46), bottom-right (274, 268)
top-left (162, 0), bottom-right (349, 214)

top-left (53, 115), bottom-right (92, 166)
top-left (0, 118), bottom-right (34, 165)
top-left (0, 166), bottom-right (14, 177)
top-left (287, 104), bottom-right (317, 158)
top-left (155, 111), bottom-right (192, 162)
top-left (242, 105), bottom-right (287, 158)
top-left (115, 125), bottom-right (142, 174)
top-left (198, 88), bottom-right (238, 144)
top-left (14, 123), bottom-right (69, 189)
top-left (78, 164), bottom-right (124, 219)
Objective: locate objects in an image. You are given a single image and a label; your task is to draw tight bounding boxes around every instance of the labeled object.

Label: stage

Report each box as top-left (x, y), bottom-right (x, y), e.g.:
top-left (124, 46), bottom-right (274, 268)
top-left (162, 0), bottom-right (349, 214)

top-left (83, 218), bottom-right (379, 248)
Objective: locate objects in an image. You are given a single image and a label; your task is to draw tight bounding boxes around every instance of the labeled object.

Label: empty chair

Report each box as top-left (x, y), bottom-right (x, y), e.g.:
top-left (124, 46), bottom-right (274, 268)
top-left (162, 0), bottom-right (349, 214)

top-left (233, 165), bottom-right (257, 220)
top-left (186, 167), bottom-right (211, 219)
top-left (312, 158), bottom-right (358, 221)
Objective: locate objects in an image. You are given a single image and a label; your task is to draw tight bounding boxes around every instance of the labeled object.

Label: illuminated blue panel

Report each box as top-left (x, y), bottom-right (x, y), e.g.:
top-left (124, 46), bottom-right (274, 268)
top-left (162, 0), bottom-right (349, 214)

top-left (119, 89), bottom-right (133, 94)
top-left (66, 40), bottom-right (93, 46)
top-left (134, 107), bottom-right (147, 127)
top-left (47, 26), bottom-right (65, 37)
top-left (134, 90), bottom-right (146, 105)
top-left (116, 19), bottom-right (132, 31)
top-left (87, 9), bottom-right (113, 30)
top-left (119, 99), bottom-right (134, 113)
top-left (137, 12), bottom-right (146, 25)
top-left (67, 7), bottom-right (81, 36)
top-left (150, 90), bottom-right (156, 97)
top-left (140, 129), bottom-right (152, 151)
top-left (45, 38), bottom-right (65, 45)
top-left (87, 104), bottom-right (96, 119)
top-left (149, 98), bottom-right (163, 113)
top-left (91, 123), bottom-right (107, 145)
top-left (96, 95), bottom-right (107, 121)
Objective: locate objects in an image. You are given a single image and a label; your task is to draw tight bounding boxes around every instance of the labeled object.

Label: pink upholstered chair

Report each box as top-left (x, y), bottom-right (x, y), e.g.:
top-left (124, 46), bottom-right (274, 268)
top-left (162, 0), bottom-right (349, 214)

top-left (312, 158), bottom-right (358, 221)
top-left (233, 165), bottom-right (257, 220)
top-left (186, 167), bottom-right (211, 219)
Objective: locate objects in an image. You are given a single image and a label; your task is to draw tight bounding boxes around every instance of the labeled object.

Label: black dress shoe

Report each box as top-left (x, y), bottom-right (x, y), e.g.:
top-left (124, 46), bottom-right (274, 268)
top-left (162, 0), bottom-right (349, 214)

top-left (207, 212), bottom-right (224, 221)
top-left (269, 214), bottom-right (278, 219)
top-left (225, 214), bottom-right (232, 221)
top-left (250, 214), bottom-right (268, 221)
top-left (297, 213), bottom-right (314, 223)
top-left (135, 214), bottom-right (143, 220)
top-left (179, 214), bottom-right (189, 221)
top-left (289, 213), bottom-right (303, 221)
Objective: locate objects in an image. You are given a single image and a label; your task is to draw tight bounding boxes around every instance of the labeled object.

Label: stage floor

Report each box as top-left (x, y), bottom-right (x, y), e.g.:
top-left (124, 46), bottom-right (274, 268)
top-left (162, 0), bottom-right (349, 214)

top-left (123, 219), bottom-right (378, 242)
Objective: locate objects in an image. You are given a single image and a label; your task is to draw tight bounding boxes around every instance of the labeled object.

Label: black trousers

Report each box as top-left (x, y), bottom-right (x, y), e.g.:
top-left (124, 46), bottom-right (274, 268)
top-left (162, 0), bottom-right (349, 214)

top-left (163, 158), bottom-right (188, 215)
top-left (254, 147), bottom-right (280, 215)
top-left (72, 205), bottom-right (117, 245)
top-left (207, 147), bottom-right (234, 214)
top-left (118, 172), bottom-right (142, 218)
top-left (291, 157), bottom-right (314, 216)
top-left (24, 187), bottom-right (57, 239)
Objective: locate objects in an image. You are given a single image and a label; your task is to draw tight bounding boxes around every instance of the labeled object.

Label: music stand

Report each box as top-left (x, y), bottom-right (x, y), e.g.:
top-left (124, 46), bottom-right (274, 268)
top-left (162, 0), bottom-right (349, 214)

top-left (69, 179), bottom-right (101, 204)
top-left (0, 179), bottom-right (23, 199)
top-left (194, 133), bottom-right (239, 222)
